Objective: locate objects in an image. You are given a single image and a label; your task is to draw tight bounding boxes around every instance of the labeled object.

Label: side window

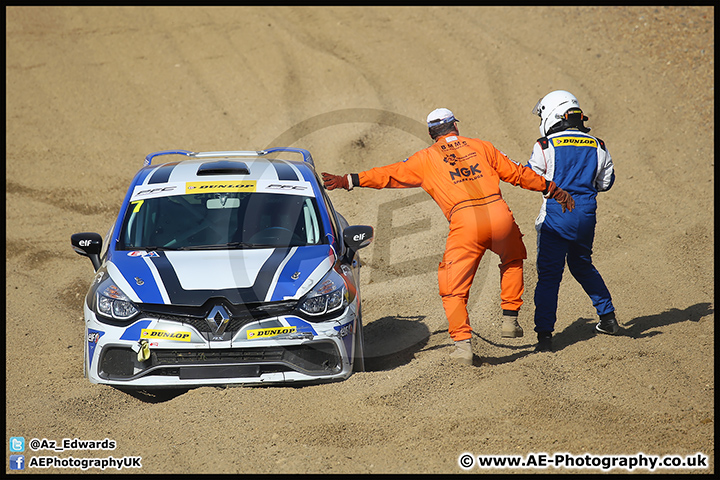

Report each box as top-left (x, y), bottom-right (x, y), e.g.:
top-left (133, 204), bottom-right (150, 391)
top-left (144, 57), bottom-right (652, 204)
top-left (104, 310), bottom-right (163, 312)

top-left (302, 198), bottom-right (321, 245)
top-left (120, 200), bottom-right (148, 249)
top-left (319, 188), bottom-right (344, 252)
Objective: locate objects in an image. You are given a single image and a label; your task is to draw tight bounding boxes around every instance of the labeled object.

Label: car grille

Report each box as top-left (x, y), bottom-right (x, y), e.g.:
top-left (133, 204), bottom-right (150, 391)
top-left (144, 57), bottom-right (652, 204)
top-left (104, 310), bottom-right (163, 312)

top-left (154, 347), bottom-right (286, 364)
top-left (152, 342), bottom-right (341, 374)
top-left (137, 300), bottom-right (298, 334)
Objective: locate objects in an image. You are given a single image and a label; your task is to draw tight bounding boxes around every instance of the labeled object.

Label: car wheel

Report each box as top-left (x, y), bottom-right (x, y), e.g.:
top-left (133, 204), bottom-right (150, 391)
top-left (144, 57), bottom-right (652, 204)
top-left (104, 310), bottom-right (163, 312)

top-left (352, 312), bottom-right (365, 373)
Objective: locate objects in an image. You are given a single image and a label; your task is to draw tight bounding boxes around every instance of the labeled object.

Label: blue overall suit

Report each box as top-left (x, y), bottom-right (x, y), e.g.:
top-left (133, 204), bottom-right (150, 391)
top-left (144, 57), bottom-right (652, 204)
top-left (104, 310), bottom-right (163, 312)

top-left (526, 128), bottom-right (615, 334)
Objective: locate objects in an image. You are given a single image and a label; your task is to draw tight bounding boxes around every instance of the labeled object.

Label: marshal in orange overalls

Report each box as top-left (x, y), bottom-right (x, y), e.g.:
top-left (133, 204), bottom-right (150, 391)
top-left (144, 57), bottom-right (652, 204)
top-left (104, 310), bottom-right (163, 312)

top-left (357, 134), bottom-right (548, 341)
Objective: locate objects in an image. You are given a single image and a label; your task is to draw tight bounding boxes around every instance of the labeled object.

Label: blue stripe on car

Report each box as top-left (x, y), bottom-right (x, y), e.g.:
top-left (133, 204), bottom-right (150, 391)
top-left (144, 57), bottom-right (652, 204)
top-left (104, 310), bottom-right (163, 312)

top-left (148, 162), bottom-right (180, 184)
top-left (109, 252), bottom-right (167, 304)
top-left (283, 316), bottom-right (317, 336)
top-left (269, 245), bottom-right (332, 301)
top-left (135, 168), bottom-right (154, 185)
top-left (269, 159), bottom-right (299, 181)
top-left (120, 320), bottom-right (152, 341)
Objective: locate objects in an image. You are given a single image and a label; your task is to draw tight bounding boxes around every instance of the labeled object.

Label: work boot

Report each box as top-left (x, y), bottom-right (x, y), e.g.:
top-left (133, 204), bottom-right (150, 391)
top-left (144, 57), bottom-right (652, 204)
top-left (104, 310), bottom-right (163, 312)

top-left (450, 339), bottom-right (473, 365)
top-left (501, 311), bottom-right (523, 338)
top-left (535, 332), bottom-right (552, 352)
top-left (596, 312), bottom-right (620, 335)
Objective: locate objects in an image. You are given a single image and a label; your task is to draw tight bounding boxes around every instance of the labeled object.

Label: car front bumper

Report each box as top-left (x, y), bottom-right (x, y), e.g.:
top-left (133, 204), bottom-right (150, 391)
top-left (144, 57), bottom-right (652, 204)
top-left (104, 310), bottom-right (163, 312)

top-left (84, 303), bottom-right (359, 387)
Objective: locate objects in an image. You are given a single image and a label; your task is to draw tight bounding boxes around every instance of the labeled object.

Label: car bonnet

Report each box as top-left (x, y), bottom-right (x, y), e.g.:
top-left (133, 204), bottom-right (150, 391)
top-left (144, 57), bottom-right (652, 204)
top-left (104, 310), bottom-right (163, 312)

top-left (106, 244), bottom-right (336, 306)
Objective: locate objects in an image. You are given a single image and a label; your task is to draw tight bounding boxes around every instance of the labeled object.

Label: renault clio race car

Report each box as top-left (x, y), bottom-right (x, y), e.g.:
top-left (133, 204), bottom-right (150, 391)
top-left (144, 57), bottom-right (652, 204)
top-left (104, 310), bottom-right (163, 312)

top-left (71, 148), bottom-right (373, 388)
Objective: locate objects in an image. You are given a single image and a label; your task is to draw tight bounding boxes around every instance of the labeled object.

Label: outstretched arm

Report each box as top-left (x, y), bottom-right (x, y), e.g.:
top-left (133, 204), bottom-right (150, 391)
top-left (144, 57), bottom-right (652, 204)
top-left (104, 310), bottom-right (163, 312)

top-left (322, 157), bottom-right (423, 191)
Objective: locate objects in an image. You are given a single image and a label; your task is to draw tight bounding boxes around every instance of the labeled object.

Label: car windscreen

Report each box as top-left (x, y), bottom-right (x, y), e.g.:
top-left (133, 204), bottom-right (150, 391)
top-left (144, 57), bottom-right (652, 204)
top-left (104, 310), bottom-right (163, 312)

top-left (118, 192), bottom-right (326, 250)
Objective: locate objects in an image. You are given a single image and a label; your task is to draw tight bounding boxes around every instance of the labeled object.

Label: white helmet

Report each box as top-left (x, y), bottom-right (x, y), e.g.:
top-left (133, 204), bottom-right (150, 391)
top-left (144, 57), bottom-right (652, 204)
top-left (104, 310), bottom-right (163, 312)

top-left (532, 90), bottom-right (583, 137)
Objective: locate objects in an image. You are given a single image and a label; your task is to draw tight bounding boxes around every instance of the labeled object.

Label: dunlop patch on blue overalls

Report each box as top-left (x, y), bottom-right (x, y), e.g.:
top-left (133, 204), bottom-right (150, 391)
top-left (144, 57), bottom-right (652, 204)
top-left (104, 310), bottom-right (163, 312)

top-left (551, 136), bottom-right (598, 148)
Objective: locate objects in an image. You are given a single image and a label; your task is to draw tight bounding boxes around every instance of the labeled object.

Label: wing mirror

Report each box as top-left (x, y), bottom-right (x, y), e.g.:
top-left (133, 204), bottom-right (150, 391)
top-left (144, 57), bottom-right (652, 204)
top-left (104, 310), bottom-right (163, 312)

top-left (343, 225), bottom-right (373, 262)
top-left (71, 232), bottom-right (103, 271)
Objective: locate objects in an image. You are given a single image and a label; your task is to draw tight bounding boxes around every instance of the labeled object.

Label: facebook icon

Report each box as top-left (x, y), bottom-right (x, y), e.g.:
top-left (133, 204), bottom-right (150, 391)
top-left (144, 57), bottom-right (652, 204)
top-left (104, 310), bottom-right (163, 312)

top-left (10, 455), bottom-right (25, 470)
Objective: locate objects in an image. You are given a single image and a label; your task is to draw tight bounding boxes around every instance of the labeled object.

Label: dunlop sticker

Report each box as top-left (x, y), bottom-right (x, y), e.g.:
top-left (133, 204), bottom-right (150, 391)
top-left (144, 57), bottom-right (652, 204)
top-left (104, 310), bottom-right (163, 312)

top-left (247, 326), bottom-right (297, 339)
top-left (140, 329), bottom-right (192, 342)
top-left (186, 180), bottom-right (256, 193)
top-left (551, 136), bottom-right (598, 148)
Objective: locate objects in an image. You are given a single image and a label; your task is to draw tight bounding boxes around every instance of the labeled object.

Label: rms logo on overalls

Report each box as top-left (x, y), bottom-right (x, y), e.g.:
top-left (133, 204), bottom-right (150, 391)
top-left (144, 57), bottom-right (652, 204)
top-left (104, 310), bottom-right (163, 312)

top-left (443, 153), bottom-right (460, 166)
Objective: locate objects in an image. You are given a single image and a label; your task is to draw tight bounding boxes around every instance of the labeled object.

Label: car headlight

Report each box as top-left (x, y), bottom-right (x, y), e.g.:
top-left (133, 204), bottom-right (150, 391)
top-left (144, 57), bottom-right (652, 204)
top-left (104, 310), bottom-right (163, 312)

top-left (299, 268), bottom-right (348, 317)
top-left (95, 277), bottom-right (139, 321)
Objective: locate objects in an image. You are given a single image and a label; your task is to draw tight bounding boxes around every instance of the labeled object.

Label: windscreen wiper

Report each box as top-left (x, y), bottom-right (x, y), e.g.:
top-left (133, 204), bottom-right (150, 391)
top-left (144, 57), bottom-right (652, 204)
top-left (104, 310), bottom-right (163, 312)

top-left (178, 242), bottom-right (278, 250)
top-left (138, 245), bottom-right (181, 251)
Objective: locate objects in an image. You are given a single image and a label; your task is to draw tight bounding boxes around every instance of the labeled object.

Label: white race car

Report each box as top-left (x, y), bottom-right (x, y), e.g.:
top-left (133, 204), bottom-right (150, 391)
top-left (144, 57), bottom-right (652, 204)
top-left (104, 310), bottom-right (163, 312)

top-left (71, 148), bottom-right (373, 388)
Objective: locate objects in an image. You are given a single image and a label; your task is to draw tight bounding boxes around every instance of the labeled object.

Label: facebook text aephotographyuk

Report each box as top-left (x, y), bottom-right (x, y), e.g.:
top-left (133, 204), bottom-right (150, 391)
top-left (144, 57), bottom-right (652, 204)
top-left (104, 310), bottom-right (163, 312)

top-left (27, 455), bottom-right (142, 471)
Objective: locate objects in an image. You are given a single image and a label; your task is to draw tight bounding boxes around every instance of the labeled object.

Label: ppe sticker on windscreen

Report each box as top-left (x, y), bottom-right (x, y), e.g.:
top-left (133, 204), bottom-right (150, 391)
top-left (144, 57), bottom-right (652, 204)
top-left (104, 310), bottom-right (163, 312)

top-left (130, 182), bottom-right (185, 201)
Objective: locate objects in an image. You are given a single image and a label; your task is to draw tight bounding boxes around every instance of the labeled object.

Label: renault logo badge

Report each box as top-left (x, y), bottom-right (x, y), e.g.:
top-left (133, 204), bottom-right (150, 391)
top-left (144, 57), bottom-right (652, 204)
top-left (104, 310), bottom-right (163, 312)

top-left (206, 305), bottom-right (230, 337)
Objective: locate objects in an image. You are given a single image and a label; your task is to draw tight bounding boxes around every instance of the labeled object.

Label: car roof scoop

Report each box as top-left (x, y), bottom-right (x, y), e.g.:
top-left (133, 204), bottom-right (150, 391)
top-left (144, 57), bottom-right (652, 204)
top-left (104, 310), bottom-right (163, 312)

top-left (197, 161), bottom-right (250, 176)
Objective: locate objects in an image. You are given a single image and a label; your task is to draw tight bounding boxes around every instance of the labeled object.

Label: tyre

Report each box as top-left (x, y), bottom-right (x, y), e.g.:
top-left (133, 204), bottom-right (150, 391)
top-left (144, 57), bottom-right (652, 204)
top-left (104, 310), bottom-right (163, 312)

top-left (352, 312), bottom-right (365, 373)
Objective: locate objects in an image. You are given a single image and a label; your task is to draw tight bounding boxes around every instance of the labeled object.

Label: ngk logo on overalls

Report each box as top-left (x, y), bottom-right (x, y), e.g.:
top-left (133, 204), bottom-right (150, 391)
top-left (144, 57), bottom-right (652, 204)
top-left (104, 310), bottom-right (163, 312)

top-left (449, 163), bottom-right (483, 182)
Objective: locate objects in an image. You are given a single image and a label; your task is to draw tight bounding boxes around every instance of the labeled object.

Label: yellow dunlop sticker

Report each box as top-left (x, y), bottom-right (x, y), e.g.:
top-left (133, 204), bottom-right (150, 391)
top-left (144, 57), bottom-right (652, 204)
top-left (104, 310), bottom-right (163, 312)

top-left (552, 136), bottom-right (598, 148)
top-left (247, 326), bottom-right (297, 339)
top-left (140, 329), bottom-right (192, 342)
top-left (186, 180), bottom-right (256, 194)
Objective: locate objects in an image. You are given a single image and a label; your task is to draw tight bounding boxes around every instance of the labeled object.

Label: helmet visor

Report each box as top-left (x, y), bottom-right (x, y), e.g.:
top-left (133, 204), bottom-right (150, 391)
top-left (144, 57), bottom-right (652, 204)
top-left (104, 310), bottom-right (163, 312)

top-left (531, 98), bottom-right (543, 116)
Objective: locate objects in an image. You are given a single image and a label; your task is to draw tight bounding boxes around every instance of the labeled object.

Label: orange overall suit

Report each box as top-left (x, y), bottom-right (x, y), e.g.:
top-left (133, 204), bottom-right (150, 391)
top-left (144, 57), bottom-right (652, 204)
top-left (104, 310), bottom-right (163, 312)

top-left (356, 134), bottom-right (548, 341)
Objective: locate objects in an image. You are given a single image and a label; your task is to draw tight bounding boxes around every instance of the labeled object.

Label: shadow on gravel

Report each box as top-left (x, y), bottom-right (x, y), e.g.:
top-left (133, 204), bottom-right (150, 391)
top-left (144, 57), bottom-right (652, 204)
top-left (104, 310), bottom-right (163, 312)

top-left (471, 332), bottom-right (537, 366)
top-left (115, 387), bottom-right (191, 403)
top-left (622, 302), bottom-right (714, 338)
top-left (108, 303), bottom-right (713, 397)
top-left (363, 315), bottom-right (430, 371)
top-left (551, 301), bottom-right (714, 353)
